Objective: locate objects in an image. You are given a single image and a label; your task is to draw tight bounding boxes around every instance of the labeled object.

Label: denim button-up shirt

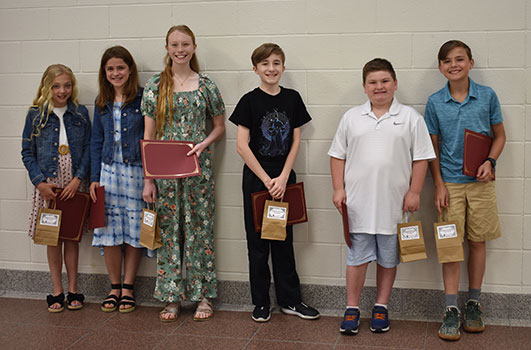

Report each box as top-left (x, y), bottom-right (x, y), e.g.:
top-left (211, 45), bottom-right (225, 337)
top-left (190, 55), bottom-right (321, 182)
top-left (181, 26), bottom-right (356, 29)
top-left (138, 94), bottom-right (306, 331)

top-left (21, 101), bottom-right (91, 187)
top-left (90, 89), bottom-right (144, 183)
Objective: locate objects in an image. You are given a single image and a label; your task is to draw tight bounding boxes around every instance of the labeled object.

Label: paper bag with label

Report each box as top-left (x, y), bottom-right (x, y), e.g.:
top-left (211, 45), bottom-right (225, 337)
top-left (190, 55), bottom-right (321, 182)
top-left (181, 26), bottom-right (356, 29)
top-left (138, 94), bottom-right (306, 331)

top-left (397, 211), bottom-right (427, 263)
top-left (140, 204), bottom-right (162, 250)
top-left (433, 211), bottom-right (464, 264)
top-left (261, 200), bottom-right (289, 241)
top-left (34, 200), bottom-right (62, 246)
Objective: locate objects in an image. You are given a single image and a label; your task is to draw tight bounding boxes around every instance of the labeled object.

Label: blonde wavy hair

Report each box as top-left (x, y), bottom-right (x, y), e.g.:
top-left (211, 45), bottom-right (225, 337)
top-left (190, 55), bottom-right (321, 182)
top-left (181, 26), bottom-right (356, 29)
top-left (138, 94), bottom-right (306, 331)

top-left (155, 25), bottom-right (200, 138)
top-left (29, 64), bottom-right (79, 139)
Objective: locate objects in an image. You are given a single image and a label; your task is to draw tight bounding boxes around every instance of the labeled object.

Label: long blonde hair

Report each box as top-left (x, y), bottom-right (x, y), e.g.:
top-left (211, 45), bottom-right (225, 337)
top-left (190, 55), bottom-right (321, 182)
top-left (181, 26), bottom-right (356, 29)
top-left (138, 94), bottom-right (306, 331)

top-left (29, 64), bottom-right (79, 139)
top-left (155, 25), bottom-right (200, 138)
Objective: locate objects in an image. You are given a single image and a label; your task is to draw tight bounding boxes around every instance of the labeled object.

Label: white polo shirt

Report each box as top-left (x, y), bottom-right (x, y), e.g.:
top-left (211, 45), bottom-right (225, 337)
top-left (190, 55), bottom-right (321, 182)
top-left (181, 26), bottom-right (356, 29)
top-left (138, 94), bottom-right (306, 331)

top-left (328, 98), bottom-right (435, 235)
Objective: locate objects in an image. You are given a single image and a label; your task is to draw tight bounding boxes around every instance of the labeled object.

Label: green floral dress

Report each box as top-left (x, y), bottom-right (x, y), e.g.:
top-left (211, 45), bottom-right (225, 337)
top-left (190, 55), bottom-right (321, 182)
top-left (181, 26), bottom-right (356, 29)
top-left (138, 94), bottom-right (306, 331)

top-left (141, 73), bottom-right (225, 303)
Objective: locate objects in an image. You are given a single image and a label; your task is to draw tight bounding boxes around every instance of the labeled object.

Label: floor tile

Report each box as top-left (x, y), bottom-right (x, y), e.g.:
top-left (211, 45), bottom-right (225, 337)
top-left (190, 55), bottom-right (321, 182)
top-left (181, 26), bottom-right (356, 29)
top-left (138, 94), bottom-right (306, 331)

top-left (246, 339), bottom-right (335, 350)
top-left (102, 305), bottom-right (184, 334)
top-left (508, 326), bottom-right (531, 350)
top-left (29, 301), bottom-right (115, 328)
top-left (174, 309), bottom-right (259, 338)
top-left (0, 297), bottom-right (47, 323)
top-left (0, 322), bottom-right (89, 350)
top-left (254, 313), bottom-right (338, 343)
top-left (158, 334), bottom-right (248, 350)
top-left (337, 319), bottom-right (427, 349)
top-left (68, 329), bottom-right (165, 350)
top-left (425, 322), bottom-right (514, 349)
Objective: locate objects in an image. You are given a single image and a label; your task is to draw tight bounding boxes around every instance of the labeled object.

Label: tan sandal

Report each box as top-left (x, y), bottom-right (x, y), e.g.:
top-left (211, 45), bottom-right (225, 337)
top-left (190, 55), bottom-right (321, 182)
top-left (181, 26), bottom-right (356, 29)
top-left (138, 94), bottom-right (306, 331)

top-left (159, 303), bottom-right (180, 323)
top-left (193, 298), bottom-right (214, 322)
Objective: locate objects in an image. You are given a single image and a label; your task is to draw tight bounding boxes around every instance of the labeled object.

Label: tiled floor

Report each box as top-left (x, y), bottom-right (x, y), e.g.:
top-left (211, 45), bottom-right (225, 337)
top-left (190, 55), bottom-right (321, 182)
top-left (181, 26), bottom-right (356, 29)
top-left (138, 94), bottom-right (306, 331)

top-left (1, 297), bottom-right (530, 350)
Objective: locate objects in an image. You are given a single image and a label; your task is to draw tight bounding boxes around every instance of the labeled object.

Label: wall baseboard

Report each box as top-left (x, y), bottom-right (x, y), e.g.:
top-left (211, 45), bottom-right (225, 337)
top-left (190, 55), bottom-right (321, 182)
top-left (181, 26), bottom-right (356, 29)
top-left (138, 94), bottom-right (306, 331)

top-left (1, 269), bottom-right (529, 325)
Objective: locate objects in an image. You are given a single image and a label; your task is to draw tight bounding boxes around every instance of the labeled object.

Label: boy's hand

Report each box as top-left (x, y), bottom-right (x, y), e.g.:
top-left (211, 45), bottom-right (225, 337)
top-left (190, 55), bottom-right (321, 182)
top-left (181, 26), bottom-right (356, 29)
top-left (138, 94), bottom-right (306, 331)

top-left (268, 176), bottom-right (288, 199)
top-left (59, 177), bottom-right (81, 201)
top-left (143, 180), bottom-right (157, 203)
top-left (89, 182), bottom-right (100, 203)
top-left (37, 182), bottom-right (57, 201)
top-left (433, 184), bottom-right (449, 214)
top-left (476, 161), bottom-right (493, 183)
top-left (333, 189), bottom-right (346, 214)
top-left (403, 190), bottom-right (420, 212)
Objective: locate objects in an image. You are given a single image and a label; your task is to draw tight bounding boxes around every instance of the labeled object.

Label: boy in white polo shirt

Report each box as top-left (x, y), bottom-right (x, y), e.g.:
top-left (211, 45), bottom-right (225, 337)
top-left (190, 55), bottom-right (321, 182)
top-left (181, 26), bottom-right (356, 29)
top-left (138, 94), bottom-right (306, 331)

top-left (329, 58), bottom-right (435, 335)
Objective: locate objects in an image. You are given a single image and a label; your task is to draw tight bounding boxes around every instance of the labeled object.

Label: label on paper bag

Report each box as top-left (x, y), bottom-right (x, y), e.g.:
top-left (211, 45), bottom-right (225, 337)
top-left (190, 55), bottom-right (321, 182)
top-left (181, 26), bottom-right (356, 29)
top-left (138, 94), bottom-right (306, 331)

top-left (436, 224), bottom-right (458, 239)
top-left (400, 226), bottom-right (420, 240)
top-left (39, 212), bottom-right (60, 227)
top-left (267, 206), bottom-right (287, 220)
top-left (143, 211), bottom-right (155, 227)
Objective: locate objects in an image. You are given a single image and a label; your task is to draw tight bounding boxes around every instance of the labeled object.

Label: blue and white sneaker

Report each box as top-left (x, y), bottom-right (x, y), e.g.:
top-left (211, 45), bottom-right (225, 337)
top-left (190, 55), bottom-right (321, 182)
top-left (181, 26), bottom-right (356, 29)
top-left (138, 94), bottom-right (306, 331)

top-left (370, 306), bottom-right (390, 333)
top-left (340, 308), bottom-right (360, 335)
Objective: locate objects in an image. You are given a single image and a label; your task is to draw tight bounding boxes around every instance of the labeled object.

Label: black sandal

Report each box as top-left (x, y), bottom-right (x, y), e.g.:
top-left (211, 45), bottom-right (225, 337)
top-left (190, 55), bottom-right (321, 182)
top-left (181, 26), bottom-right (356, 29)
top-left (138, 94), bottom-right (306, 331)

top-left (101, 283), bottom-right (121, 312)
top-left (67, 292), bottom-right (85, 310)
top-left (119, 283), bottom-right (136, 313)
top-left (47, 292), bottom-right (65, 313)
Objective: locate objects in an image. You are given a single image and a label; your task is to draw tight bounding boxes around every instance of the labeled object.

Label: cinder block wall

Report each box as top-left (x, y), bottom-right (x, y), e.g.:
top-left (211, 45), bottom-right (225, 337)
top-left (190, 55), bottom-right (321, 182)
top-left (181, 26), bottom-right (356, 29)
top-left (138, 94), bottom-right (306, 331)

top-left (0, 0), bottom-right (529, 296)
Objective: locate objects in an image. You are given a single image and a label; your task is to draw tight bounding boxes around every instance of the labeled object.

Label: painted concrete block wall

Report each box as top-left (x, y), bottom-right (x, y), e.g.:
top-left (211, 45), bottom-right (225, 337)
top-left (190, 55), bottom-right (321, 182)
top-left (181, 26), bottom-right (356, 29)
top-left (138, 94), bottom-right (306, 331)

top-left (0, 0), bottom-right (529, 294)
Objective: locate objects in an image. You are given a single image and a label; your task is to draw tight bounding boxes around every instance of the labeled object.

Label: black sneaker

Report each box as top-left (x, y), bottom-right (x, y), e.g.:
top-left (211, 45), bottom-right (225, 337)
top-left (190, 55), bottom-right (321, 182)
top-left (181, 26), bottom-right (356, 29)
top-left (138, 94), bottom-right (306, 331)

top-left (463, 299), bottom-right (485, 333)
top-left (281, 302), bottom-right (320, 320)
top-left (438, 306), bottom-right (461, 341)
top-left (252, 305), bottom-right (271, 322)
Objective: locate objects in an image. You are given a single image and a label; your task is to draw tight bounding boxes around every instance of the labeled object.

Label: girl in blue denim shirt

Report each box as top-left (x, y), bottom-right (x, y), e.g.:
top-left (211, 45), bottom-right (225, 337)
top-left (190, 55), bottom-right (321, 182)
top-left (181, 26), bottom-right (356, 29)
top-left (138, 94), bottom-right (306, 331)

top-left (90, 46), bottom-right (144, 313)
top-left (22, 64), bottom-right (91, 313)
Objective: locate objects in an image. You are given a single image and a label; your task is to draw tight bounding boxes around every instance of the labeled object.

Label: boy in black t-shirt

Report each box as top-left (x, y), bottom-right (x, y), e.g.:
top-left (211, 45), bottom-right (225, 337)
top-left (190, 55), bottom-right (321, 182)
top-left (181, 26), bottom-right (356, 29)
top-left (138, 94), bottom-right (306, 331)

top-left (229, 43), bottom-right (319, 322)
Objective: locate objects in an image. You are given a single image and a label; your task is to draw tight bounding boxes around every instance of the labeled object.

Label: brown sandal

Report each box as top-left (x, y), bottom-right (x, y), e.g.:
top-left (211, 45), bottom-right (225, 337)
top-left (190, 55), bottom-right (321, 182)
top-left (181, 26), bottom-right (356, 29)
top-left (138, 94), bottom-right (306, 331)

top-left (193, 298), bottom-right (213, 322)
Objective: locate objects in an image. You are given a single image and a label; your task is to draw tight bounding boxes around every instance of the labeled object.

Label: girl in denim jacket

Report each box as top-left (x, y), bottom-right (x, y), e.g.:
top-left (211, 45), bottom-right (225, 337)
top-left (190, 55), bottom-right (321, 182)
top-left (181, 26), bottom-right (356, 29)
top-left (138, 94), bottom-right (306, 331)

top-left (21, 64), bottom-right (91, 312)
top-left (90, 46), bottom-right (144, 313)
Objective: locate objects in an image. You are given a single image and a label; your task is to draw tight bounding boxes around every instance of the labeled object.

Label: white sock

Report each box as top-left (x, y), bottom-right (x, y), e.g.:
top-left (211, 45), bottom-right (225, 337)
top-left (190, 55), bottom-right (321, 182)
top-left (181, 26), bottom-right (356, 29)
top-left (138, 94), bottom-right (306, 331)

top-left (374, 303), bottom-right (387, 309)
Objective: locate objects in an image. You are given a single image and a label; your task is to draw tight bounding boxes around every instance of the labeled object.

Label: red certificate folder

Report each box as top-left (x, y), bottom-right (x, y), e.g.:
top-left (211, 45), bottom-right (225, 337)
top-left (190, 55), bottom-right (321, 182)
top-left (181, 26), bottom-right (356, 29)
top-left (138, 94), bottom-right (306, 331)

top-left (341, 202), bottom-right (351, 248)
top-left (52, 189), bottom-right (90, 242)
top-left (140, 140), bottom-right (201, 179)
top-left (88, 186), bottom-right (105, 229)
top-left (251, 182), bottom-right (308, 232)
top-left (463, 129), bottom-right (493, 178)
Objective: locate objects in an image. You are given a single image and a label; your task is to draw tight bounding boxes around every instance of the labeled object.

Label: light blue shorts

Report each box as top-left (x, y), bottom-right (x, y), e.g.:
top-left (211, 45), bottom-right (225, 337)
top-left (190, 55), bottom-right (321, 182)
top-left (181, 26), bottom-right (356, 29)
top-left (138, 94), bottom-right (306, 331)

top-left (346, 233), bottom-right (399, 268)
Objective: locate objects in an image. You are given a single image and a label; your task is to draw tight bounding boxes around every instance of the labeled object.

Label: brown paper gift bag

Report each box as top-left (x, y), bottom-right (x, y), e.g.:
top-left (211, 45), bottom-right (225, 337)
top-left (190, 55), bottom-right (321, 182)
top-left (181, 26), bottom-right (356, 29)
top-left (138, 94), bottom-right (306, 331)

top-left (433, 210), bottom-right (464, 264)
top-left (34, 200), bottom-right (62, 246)
top-left (397, 211), bottom-right (427, 263)
top-left (140, 204), bottom-right (162, 250)
top-left (261, 199), bottom-right (289, 241)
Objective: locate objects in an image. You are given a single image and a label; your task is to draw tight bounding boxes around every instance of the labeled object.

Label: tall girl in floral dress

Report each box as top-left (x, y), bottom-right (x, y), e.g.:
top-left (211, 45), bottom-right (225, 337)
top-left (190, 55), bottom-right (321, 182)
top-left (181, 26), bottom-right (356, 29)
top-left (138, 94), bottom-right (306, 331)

top-left (90, 46), bottom-right (144, 313)
top-left (142, 25), bottom-right (225, 322)
top-left (22, 64), bottom-right (91, 312)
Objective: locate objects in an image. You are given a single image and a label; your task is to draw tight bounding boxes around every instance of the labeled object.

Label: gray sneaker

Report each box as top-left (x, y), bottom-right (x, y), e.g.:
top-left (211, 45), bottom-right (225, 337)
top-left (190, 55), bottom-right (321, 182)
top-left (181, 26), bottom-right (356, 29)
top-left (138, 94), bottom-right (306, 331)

top-left (438, 306), bottom-right (461, 341)
top-left (463, 299), bottom-right (485, 333)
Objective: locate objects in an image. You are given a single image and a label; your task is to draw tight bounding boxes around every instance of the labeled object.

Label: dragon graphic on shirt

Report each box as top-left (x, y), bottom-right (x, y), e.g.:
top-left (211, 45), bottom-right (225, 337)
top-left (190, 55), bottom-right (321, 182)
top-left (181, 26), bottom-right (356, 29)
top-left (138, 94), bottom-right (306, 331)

top-left (259, 109), bottom-right (291, 157)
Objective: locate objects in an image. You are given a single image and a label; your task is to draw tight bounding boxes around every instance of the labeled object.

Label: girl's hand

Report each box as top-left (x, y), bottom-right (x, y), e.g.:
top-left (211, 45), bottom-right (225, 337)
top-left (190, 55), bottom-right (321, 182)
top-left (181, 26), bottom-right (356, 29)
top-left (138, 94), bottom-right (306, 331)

top-left (89, 182), bottom-right (100, 203)
top-left (59, 177), bottom-right (81, 200)
top-left (268, 176), bottom-right (288, 200)
top-left (37, 182), bottom-right (57, 201)
top-left (333, 189), bottom-right (346, 215)
top-left (186, 141), bottom-right (206, 158)
top-left (476, 161), bottom-right (493, 183)
top-left (434, 184), bottom-right (449, 214)
top-left (143, 180), bottom-right (157, 203)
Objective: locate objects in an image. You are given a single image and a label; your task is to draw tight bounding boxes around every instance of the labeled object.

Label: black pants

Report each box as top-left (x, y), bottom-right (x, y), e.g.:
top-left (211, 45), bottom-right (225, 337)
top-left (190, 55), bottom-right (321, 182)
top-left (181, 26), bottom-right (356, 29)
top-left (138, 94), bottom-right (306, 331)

top-left (242, 163), bottom-right (302, 307)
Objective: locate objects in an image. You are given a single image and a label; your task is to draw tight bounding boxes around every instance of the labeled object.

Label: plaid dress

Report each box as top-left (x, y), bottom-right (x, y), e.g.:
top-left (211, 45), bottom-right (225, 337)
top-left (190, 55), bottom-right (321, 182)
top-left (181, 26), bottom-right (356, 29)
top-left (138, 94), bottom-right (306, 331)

top-left (92, 102), bottom-right (144, 248)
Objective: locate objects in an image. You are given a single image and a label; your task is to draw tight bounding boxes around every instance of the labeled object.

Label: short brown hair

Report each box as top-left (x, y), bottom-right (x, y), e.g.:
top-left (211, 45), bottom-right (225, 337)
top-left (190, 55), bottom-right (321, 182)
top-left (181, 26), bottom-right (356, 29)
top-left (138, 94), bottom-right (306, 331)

top-left (362, 58), bottom-right (396, 83)
top-left (438, 40), bottom-right (472, 62)
top-left (251, 43), bottom-right (285, 66)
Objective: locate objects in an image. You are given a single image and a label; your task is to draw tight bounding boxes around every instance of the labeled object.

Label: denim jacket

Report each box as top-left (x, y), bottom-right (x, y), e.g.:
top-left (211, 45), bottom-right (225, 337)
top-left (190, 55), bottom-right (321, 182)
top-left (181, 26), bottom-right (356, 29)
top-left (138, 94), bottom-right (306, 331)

top-left (21, 101), bottom-right (91, 187)
top-left (90, 88), bottom-right (144, 182)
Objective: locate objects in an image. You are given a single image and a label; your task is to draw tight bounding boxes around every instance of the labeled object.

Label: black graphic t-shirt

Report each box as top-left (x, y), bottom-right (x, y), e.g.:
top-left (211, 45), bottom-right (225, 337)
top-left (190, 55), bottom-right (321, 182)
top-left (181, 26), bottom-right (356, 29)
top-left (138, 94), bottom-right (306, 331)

top-left (229, 87), bottom-right (311, 163)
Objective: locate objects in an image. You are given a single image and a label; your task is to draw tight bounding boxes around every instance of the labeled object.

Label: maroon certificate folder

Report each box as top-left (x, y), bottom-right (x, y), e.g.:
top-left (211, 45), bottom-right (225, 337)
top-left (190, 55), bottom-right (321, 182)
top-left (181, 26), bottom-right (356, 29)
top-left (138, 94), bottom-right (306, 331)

top-left (251, 182), bottom-right (308, 232)
top-left (88, 186), bottom-right (105, 229)
top-left (52, 189), bottom-right (90, 242)
top-left (341, 202), bottom-right (351, 248)
top-left (141, 140), bottom-right (201, 179)
top-left (463, 129), bottom-right (493, 178)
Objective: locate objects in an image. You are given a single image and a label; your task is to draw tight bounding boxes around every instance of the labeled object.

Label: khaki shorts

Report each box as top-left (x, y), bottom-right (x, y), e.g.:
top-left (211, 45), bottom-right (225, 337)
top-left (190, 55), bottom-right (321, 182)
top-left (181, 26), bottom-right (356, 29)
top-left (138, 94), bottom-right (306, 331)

top-left (444, 181), bottom-right (501, 242)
